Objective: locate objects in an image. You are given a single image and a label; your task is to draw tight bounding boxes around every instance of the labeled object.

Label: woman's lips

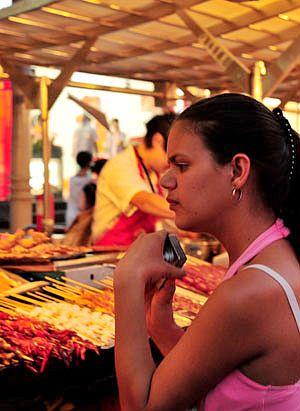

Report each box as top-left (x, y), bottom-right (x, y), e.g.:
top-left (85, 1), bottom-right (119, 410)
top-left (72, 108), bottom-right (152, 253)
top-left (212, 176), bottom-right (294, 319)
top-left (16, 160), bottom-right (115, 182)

top-left (167, 197), bottom-right (179, 210)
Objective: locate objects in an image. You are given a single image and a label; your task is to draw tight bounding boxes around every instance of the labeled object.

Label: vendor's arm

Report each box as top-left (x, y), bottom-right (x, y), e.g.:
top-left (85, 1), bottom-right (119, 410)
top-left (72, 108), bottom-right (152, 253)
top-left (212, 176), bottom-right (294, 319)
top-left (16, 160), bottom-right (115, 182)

top-left (131, 191), bottom-right (174, 219)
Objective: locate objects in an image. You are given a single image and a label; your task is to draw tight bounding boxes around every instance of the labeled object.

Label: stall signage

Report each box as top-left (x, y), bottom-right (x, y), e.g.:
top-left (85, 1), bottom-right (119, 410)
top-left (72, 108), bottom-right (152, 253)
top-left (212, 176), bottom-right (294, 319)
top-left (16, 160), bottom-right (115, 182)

top-left (0, 80), bottom-right (12, 201)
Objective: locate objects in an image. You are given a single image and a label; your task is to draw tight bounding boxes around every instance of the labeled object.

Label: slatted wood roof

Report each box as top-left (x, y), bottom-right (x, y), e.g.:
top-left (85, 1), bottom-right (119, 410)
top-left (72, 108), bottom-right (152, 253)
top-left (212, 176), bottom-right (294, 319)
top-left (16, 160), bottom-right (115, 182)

top-left (1, 0), bottom-right (300, 103)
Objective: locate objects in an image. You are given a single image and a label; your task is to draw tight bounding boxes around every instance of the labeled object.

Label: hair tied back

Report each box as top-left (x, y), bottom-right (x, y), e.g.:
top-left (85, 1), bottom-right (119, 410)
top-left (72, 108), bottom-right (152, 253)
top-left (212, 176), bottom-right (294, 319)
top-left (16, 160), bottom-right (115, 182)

top-left (272, 107), bottom-right (296, 180)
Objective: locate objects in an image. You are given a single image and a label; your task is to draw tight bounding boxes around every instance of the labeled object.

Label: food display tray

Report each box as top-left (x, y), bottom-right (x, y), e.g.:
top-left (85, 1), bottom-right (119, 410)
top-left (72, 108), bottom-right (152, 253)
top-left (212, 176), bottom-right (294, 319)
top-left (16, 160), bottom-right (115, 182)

top-left (0, 252), bottom-right (87, 265)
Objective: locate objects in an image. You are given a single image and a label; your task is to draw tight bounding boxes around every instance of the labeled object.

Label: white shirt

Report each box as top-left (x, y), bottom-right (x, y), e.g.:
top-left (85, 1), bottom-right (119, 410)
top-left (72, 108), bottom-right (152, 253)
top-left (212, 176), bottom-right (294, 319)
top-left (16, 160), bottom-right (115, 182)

top-left (72, 122), bottom-right (98, 158)
top-left (92, 146), bottom-right (158, 242)
top-left (105, 129), bottom-right (126, 158)
top-left (66, 175), bottom-right (92, 228)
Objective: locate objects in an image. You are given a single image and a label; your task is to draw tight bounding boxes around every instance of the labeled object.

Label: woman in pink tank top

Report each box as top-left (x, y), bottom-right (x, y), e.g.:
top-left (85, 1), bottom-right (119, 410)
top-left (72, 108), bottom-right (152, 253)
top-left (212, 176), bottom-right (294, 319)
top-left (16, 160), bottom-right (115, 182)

top-left (114, 93), bottom-right (300, 410)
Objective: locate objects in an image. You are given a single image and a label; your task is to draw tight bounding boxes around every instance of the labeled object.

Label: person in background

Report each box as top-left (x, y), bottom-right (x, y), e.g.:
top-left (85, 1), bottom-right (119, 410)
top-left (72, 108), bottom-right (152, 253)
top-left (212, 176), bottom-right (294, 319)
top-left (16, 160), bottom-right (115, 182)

top-left (80, 158), bottom-right (107, 210)
top-left (92, 113), bottom-right (176, 246)
top-left (114, 93), bottom-right (300, 410)
top-left (63, 158), bottom-right (107, 246)
top-left (65, 151), bottom-right (92, 228)
top-left (72, 114), bottom-right (98, 159)
top-left (105, 118), bottom-right (126, 158)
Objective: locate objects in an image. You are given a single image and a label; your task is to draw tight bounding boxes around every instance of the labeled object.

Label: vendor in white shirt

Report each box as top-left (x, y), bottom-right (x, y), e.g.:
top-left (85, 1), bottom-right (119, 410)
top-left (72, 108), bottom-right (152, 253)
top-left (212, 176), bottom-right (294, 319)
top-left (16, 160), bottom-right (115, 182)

top-left (91, 114), bottom-right (176, 246)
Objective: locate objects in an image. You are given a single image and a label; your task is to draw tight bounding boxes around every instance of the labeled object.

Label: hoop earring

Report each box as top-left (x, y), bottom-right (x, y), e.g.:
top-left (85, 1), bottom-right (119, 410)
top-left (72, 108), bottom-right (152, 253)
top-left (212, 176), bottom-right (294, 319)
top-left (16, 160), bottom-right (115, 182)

top-left (232, 187), bottom-right (242, 202)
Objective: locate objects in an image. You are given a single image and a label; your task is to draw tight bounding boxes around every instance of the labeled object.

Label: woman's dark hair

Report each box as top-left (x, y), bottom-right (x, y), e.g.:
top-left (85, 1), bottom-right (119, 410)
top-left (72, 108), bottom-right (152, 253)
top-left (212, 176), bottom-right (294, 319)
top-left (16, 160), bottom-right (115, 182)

top-left (144, 113), bottom-right (177, 151)
top-left (178, 92), bottom-right (300, 259)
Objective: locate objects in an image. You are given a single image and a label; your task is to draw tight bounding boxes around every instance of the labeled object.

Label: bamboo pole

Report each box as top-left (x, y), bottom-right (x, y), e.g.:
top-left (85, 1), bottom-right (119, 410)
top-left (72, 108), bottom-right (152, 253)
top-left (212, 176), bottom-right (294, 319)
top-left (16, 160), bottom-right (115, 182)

top-left (40, 76), bottom-right (54, 234)
top-left (251, 61), bottom-right (264, 102)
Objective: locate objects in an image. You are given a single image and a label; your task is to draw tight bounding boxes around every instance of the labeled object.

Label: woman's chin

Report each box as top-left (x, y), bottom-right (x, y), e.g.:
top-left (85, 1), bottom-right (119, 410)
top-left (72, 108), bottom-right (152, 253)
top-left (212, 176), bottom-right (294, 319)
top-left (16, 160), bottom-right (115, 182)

top-left (175, 218), bottom-right (193, 232)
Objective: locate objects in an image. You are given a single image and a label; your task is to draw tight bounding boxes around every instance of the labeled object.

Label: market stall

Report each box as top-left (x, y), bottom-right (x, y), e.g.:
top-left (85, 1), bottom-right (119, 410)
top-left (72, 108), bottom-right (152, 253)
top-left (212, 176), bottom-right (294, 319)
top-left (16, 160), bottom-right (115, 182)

top-left (0, 228), bottom-right (226, 410)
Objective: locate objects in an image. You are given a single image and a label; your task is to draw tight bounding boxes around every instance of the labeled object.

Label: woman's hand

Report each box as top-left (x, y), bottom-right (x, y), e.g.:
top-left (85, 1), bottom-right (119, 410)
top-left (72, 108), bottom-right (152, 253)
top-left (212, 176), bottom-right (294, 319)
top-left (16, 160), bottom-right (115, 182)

top-left (114, 230), bottom-right (186, 290)
top-left (145, 278), bottom-right (175, 333)
top-left (145, 279), bottom-right (184, 354)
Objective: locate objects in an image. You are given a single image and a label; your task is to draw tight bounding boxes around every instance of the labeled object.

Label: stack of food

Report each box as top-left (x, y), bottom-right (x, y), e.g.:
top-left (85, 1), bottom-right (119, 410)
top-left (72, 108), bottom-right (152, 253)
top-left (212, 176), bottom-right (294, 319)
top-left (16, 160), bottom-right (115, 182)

top-left (23, 302), bottom-right (115, 348)
top-left (177, 262), bottom-right (227, 295)
top-left (0, 229), bottom-right (91, 262)
top-left (74, 288), bottom-right (114, 315)
top-left (0, 270), bottom-right (24, 292)
top-left (0, 312), bottom-right (99, 373)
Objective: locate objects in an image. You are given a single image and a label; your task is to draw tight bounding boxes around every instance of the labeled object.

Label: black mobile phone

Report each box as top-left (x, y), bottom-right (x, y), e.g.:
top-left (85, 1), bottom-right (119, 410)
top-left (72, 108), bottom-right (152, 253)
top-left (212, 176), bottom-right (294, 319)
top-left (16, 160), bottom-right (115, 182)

top-left (163, 233), bottom-right (187, 268)
top-left (157, 234), bottom-right (186, 290)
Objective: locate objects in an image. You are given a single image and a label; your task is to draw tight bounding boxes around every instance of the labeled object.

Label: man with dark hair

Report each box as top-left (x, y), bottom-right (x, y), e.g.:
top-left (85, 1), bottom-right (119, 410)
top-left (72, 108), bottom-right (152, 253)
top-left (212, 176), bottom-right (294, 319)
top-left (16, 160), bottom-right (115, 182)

top-left (92, 113), bottom-right (176, 246)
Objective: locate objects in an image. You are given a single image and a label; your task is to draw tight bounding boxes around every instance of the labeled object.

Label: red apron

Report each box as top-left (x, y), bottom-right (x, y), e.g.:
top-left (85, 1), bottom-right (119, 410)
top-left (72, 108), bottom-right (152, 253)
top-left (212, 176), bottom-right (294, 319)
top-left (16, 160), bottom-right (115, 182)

top-left (94, 147), bottom-right (162, 246)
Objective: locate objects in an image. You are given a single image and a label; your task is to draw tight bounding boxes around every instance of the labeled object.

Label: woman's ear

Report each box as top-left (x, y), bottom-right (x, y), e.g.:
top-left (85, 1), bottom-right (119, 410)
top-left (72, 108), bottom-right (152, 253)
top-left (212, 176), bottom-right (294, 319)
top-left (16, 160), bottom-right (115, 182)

top-left (230, 153), bottom-right (250, 189)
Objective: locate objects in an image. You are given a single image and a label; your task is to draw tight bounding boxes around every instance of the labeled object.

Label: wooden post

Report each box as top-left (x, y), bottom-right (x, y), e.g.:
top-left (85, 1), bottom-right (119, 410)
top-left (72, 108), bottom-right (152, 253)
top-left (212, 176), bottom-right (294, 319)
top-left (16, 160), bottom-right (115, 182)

top-left (40, 76), bottom-right (54, 234)
top-left (10, 88), bottom-right (32, 232)
top-left (251, 61), bottom-right (264, 102)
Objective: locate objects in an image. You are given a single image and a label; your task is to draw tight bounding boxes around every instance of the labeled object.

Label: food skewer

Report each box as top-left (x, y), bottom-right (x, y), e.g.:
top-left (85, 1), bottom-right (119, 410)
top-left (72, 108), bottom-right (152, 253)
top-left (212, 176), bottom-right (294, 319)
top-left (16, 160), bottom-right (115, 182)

top-left (48, 282), bottom-right (81, 297)
top-left (93, 279), bottom-right (113, 289)
top-left (27, 291), bottom-right (58, 303)
top-left (42, 286), bottom-right (78, 301)
top-left (0, 305), bottom-right (15, 315)
top-left (31, 290), bottom-right (62, 303)
top-left (44, 276), bottom-right (81, 293)
top-left (8, 293), bottom-right (46, 307)
top-left (61, 277), bottom-right (105, 294)
top-left (0, 296), bottom-right (32, 311)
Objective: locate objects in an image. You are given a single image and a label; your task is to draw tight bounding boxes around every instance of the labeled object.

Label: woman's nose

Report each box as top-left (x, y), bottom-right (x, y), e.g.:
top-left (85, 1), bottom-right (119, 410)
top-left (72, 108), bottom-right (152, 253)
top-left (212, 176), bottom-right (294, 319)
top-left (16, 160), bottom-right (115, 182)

top-left (160, 168), bottom-right (176, 189)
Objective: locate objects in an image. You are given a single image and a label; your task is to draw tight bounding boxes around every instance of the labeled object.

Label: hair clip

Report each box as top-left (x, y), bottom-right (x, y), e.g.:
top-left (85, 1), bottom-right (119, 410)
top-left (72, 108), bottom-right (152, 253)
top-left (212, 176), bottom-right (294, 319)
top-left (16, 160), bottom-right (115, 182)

top-left (273, 107), bottom-right (296, 180)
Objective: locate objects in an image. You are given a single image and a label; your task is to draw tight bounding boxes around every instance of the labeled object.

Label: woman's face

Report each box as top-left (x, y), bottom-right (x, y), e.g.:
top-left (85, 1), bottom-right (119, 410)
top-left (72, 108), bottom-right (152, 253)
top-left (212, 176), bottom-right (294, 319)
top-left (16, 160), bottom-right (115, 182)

top-left (161, 120), bottom-right (231, 232)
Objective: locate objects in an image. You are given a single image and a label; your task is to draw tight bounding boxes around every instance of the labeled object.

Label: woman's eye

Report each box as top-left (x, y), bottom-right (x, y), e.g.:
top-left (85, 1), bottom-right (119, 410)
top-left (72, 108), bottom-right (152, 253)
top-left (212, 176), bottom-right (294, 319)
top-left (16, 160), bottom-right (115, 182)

top-left (176, 163), bottom-right (188, 171)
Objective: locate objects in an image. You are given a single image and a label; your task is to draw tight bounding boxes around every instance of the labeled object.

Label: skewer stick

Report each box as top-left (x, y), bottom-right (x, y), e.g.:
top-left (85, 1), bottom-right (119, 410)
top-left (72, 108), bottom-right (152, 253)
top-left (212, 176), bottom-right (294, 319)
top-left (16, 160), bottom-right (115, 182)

top-left (32, 291), bottom-right (62, 303)
top-left (9, 293), bottom-right (46, 307)
top-left (93, 280), bottom-right (113, 290)
top-left (42, 286), bottom-right (78, 301)
top-left (94, 276), bottom-right (113, 286)
top-left (0, 300), bottom-right (18, 310)
top-left (0, 298), bottom-right (17, 308)
top-left (101, 276), bottom-right (113, 284)
top-left (44, 276), bottom-right (81, 293)
top-left (0, 297), bottom-right (31, 311)
top-left (50, 283), bottom-right (80, 297)
top-left (0, 306), bottom-right (15, 315)
top-left (61, 277), bottom-right (105, 294)
top-left (27, 292), bottom-right (55, 303)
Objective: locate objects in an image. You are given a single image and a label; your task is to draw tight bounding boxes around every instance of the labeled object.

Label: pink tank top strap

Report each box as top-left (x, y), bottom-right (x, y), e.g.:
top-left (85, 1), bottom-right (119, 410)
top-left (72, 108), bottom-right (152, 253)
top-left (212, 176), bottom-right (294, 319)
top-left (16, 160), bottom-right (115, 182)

top-left (224, 219), bottom-right (290, 281)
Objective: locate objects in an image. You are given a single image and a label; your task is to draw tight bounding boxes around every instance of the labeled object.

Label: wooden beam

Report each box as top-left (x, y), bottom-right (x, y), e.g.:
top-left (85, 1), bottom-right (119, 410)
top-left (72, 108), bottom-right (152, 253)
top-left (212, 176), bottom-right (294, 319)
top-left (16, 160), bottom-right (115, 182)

top-left (0, 0), bottom-right (54, 19)
top-left (280, 77), bottom-right (300, 107)
top-left (178, 85), bottom-right (198, 103)
top-left (80, 1), bottom-right (300, 70)
top-left (175, 9), bottom-right (251, 93)
top-left (67, 80), bottom-right (164, 98)
top-left (0, 59), bottom-right (37, 107)
top-left (262, 35), bottom-right (300, 97)
top-left (48, 37), bottom-right (97, 109)
top-left (68, 94), bottom-right (109, 130)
